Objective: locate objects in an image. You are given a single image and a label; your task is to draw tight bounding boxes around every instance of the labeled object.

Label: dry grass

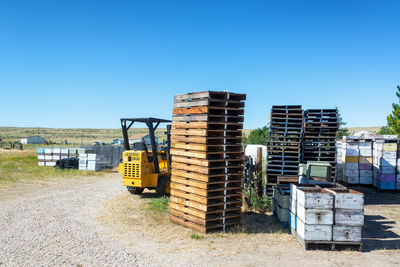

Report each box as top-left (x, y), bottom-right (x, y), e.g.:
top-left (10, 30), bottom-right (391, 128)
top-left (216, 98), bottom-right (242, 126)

top-left (0, 127), bottom-right (167, 145)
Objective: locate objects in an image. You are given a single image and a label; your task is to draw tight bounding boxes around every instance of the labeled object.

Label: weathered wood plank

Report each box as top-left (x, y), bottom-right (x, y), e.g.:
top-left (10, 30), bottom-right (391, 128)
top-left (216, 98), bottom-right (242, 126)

top-left (173, 99), bottom-right (210, 108)
top-left (173, 114), bottom-right (209, 122)
top-left (171, 169), bottom-right (210, 181)
top-left (170, 148), bottom-right (207, 159)
top-left (172, 121), bottom-right (209, 129)
top-left (171, 188), bottom-right (208, 204)
top-left (171, 156), bottom-right (210, 167)
top-left (171, 195), bottom-right (208, 211)
top-left (171, 176), bottom-right (208, 189)
top-left (171, 129), bottom-right (208, 136)
top-left (174, 91), bottom-right (212, 101)
top-left (173, 106), bottom-right (209, 115)
top-left (335, 209), bottom-right (364, 226)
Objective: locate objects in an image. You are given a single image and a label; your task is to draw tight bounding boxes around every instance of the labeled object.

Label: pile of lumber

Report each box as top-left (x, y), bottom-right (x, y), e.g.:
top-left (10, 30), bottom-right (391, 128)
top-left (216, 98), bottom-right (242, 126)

top-left (169, 90), bottom-right (246, 233)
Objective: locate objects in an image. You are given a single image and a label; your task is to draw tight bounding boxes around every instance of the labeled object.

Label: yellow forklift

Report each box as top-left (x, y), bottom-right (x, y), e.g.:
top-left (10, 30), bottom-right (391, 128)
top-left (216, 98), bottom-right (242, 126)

top-left (119, 118), bottom-right (171, 196)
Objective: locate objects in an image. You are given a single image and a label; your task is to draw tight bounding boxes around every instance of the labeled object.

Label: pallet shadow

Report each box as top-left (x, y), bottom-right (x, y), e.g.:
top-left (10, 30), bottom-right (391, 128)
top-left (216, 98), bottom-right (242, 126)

top-left (362, 214), bottom-right (400, 251)
top-left (237, 211), bottom-right (289, 234)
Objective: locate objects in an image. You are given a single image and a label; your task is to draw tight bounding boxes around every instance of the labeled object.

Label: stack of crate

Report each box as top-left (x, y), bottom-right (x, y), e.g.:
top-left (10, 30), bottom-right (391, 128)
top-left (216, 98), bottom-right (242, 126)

top-left (78, 148), bottom-right (106, 171)
top-left (373, 140), bottom-right (397, 190)
top-left (325, 188), bottom-right (364, 243)
top-left (302, 109), bottom-right (338, 181)
top-left (358, 140), bottom-right (373, 185)
top-left (266, 105), bottom-right (303, 195)
top-left (295, 187), bottom-right (334, 242)
top-left (272, 185), bottom-right (290, 226)
top-left (37, 148), bottom-right (78, 166)
top-left (169, 90), bottom-right (246, 233)
top-left (342, 140), bottom-right (359, 184)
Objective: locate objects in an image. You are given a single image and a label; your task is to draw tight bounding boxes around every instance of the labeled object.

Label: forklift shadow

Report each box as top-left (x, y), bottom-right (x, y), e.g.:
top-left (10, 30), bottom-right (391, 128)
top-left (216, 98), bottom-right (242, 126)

top-left (138, 192), bottom-right (164, 199)
top-left (236, 211), bottom-right (290, 234)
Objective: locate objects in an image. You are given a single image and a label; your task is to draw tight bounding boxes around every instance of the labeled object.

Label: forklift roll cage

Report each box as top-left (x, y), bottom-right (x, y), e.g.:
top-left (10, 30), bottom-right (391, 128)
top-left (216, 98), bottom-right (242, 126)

top-left (120, 117), bottom-right (171, 174)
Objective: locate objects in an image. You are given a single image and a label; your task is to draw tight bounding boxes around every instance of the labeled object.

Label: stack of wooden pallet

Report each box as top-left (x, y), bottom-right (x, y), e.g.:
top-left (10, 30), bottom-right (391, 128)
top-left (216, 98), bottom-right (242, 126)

top-left (302, 109), bottom-right (339, 181)
top-left (266, 105), bottom-right (303, 195)
top-left (169, 90), bottom-right (246, 233)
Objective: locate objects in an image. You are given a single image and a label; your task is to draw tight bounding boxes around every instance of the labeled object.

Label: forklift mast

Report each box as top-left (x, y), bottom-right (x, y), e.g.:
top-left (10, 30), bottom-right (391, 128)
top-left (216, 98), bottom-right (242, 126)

top-left (120, 117), bottom-right (171, 174)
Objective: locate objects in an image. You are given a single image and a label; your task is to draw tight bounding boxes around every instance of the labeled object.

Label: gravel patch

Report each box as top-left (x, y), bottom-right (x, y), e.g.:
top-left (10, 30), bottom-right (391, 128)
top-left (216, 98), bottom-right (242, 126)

top-left (0, 175), bottom-right (138, 266)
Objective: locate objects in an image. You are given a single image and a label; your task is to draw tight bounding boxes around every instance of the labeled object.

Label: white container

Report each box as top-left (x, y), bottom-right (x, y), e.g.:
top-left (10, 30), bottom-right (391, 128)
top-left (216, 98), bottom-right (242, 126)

top-left (289, 197), bottom-right (296, 215)
top-left (325, 188), bottom-right (364, 210)
top-left (52, 155), bottom-right (60, 160)
top-left (359, 149), bottom-right (372, 157)
top-left (335, 209), bottom-right (364, 226)
top-left (52, 148), bottom-right (61, 154)
top-left (296, 188), bottom-right (333, 209)
top-left (87, 154), bottom-right (97, 161)
top-left (383, 151), bottom-right (397, 159)
top-left (44, 155), bottom-right (53, 160)
top-left (45, 161), bottom-right (56, 167)
top-left (344, 149), bottom-right (359, 156)
top-left (38, 161), bottom-right (45, 166)
top-left (296, 218), bottom-right (332, 241)
top-left (333, 225), bottom-right (362, 242)
top-left (44, 148), bottom-right (52, 154)
top-left (296, 207), bottom-right (333, 225)
top-left (37, 155), bottom-right (45, 160)
top-left (61, 148), bottom-right (69, 154)
top-left (359, 142), bottom-right (372, 149)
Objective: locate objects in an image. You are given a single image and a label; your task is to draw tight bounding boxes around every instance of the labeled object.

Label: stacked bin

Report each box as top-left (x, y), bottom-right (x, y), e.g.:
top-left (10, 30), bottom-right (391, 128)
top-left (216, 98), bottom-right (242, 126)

top-left (302, 109), bottom-right (339, 181)
top-left (373, 140), bottom-right (397, 190)
top-left (336, 141), bottom-right (343, 182)
top-left (266, 105), bottom-right (303, 195)
top-left (169, 91), bottom-right (246, 233)
top-left (342, 140), bottom-right (359, 184)
top-left (358, 141), bottom-right (373, 185)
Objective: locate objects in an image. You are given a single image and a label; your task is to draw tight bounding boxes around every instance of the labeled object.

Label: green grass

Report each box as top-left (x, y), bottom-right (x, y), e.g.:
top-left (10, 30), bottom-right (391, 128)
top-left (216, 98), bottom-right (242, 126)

top-left (190, 233), bottom-right (204, 240)
top-left (243, 189), bottom-right (272, 212)
top-left (145, 197), bottom-right (170, 212)
top-left (0, 150), bottom-right (103, 184)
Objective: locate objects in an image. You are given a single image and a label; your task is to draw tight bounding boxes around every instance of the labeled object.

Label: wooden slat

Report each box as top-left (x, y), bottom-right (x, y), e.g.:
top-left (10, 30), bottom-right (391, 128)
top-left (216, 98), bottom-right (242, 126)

top-left (171, 156), bottom-right (210, 167)
top-left (170, 148), bottom-right (207, 159)
top-left (171, 129), bottom-right (208, 136)
top-left (173, 106), bottom-right (209, 115)
top-left (173, 99), bottom-right (209, 108)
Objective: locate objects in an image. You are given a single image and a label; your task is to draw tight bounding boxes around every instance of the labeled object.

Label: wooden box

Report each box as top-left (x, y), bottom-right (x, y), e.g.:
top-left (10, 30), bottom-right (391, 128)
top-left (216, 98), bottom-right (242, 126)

top-left (296, 218), bottom-right (332, 241)
top-left (296, 188), bottom-right (333, 209)
top-left (296, 206), bottom-right (333, 225)
top-left (335, 209), bottom-right (364, 226)
top-left (333, 225), bottom-right (362, 242)
top-left (324, 188), bottom-right (364, 210)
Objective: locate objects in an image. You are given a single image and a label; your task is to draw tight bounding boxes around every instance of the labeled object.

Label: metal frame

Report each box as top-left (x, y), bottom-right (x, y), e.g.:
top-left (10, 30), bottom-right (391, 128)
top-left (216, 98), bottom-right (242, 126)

top-left (120, 117), bottom-right (171, 174)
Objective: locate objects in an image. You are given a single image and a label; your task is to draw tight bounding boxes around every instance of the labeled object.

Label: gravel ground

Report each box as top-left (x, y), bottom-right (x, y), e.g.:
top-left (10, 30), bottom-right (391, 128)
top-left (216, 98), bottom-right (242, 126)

top-left (1, 174), bottom-right (400, 267)
top-left (0, 174), bottom-right (138, 266)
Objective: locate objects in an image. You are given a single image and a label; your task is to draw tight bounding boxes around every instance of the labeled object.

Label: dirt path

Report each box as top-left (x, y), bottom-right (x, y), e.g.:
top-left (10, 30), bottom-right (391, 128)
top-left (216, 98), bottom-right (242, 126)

top-left (1, 175), bottom-right (400, 266)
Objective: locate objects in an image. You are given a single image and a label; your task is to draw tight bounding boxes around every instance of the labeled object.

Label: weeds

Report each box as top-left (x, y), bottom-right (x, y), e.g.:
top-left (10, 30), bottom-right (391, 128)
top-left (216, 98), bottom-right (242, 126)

top-left (190, 233), bottom-right (204, 240)
top-left (243, 189), bottom-right (272, 212)
top-left (146, 197), bottom-right (169, 212)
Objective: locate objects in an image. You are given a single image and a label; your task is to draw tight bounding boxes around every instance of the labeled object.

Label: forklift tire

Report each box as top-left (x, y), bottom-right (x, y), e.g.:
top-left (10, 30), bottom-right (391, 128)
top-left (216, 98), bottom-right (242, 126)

top-left (156, 176), bottom-right (171, 196)
top-left (127, 186), bottom-right (144, 195)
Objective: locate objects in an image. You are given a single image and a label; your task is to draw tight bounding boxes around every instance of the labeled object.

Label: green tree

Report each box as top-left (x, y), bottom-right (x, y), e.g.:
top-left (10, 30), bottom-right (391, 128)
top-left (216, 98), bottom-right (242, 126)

top-left (244, 126), bottom-right (269, 145)
top-left (387, 85), bottom-right (400, 136)
top-left (378, 126), bottom-right (394, 135)
top-left (336, 108), bottom-right (350, 139)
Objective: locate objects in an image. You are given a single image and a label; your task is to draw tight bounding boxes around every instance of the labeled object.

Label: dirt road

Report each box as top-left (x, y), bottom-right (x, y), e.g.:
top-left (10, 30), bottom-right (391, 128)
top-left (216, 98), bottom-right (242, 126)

top-left (1, 174), bottom-right (400, 266)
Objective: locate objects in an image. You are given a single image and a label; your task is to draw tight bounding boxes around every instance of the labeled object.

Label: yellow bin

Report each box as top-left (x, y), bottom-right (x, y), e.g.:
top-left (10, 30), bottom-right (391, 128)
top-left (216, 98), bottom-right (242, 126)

top-left (345, 156), bottom-right (359, 163)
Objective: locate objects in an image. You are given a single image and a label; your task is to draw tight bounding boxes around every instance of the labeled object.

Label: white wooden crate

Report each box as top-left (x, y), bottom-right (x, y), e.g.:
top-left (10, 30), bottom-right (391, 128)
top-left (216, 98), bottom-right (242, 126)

top-left (296, 206), bottom-right (333, 225)
top-left (333, 225), bottom-right (362, 242)
top-left (345, 176), bottom-right (360, 184)
top-left (289, 197), bottom-right (296, 215)
top-left (296, 188), bottom-right (333, 209)
top-left (324, 188), bottom-right (364, 210)
top-left (296, 218), bottom-right (332, 241)
top-left (335, 209), bottom-right (364, 226)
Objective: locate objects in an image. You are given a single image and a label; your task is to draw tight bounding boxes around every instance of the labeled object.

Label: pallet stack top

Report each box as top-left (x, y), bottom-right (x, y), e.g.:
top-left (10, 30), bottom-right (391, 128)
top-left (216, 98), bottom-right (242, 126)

top-left (266, 105), bottom-right (303, 195)
top-left (169, 90), bottom-right (246, 233)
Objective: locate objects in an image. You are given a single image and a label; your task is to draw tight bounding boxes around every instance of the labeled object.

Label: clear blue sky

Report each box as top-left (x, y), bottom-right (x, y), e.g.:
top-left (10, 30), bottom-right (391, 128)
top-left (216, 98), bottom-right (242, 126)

top-left (0, 0), bottom-right (399, 129)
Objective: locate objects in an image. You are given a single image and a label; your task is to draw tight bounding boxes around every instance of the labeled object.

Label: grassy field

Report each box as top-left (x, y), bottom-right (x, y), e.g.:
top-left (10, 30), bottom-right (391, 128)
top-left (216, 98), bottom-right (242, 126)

top-left (0, 149), bottom-right (103, 185)
top-left (0, 127), bottom-right (167, 145)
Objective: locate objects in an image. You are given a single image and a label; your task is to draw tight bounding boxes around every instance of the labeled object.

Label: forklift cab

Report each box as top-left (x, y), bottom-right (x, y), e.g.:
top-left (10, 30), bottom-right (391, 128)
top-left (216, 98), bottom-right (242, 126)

top-left (119, 117), bottom-right (172, 195)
